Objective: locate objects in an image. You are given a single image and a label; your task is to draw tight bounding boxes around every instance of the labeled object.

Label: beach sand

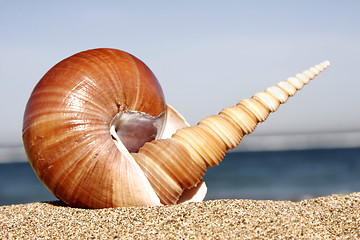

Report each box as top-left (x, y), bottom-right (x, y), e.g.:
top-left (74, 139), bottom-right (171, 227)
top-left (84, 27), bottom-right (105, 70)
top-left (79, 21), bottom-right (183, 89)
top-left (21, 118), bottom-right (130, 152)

top-left (1, 192), bottom-right (359, 239)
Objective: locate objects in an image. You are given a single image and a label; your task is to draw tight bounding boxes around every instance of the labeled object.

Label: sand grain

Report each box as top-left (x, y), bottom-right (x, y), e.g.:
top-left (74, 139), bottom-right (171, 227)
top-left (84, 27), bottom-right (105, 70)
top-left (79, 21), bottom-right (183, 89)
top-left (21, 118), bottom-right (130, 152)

top-left (1, 193), bottom-right (360, 239)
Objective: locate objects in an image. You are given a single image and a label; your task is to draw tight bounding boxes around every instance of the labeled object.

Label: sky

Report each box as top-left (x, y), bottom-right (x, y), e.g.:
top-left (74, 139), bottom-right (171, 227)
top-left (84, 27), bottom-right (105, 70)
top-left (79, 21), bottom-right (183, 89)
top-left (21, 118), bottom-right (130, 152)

top-left (0, 1), bottom-right (359, 147)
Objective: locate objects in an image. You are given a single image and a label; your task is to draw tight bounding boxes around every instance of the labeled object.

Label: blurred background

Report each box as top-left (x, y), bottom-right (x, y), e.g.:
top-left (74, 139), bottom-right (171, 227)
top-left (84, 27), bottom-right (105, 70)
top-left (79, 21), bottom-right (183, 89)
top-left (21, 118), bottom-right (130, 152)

top-left (0, 1), bottom-right (359, 205)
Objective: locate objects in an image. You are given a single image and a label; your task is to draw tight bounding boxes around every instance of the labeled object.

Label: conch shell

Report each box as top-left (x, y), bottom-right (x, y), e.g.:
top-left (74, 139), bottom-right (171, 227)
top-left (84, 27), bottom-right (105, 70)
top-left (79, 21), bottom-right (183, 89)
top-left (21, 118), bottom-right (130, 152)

top-left (22, 48), bottom-right (329, 208)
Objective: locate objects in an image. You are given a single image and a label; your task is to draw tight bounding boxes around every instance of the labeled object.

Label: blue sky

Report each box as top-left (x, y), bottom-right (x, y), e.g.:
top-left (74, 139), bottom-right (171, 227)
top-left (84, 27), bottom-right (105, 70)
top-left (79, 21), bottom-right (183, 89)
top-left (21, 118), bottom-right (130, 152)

top-left (1, 1), bottom-right (359, 145)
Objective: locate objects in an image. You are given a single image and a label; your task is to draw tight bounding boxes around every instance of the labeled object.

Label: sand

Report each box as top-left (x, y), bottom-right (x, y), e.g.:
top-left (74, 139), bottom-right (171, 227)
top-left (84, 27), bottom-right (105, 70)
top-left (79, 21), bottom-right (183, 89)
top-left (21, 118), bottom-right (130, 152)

top-left (1, 193), bottom-right (359, 239)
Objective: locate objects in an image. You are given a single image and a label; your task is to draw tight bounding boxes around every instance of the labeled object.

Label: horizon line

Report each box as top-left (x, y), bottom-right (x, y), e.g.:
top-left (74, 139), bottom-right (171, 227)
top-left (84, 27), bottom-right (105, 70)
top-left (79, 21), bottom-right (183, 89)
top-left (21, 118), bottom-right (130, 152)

top-left (1, 129), bottom-right (360, 148)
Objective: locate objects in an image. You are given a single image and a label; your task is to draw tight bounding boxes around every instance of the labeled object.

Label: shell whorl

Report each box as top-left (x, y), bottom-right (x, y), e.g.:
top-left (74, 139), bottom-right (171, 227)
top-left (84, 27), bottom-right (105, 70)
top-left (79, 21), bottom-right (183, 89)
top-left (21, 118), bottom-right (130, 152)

top-left (23, 49), bottom-right (167, 208)
top-left (133, 61), bottom-right (330, 205)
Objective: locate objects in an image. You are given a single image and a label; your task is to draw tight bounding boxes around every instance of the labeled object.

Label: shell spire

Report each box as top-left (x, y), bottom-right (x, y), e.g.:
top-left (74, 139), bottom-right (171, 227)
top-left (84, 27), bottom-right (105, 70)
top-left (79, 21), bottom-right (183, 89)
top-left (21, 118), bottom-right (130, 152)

top-left (132, 61), bottom-right (330, 205)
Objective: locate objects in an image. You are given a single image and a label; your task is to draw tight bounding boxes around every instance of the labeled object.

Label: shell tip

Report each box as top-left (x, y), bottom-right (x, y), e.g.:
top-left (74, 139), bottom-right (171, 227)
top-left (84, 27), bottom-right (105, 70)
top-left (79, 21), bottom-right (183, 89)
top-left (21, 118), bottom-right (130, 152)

top-left (323, 60), bottom-right (330, 67)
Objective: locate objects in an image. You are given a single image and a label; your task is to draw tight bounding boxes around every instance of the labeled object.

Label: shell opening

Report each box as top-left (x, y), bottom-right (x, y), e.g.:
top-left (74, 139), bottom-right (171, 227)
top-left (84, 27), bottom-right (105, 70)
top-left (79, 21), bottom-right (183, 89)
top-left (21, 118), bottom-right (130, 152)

top-left (110, 111), bottom-right (165, 153)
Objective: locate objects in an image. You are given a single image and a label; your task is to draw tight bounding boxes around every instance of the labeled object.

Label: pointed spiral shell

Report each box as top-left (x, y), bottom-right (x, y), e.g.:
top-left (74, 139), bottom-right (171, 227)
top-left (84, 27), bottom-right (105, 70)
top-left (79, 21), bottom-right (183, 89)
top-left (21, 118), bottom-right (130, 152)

top-left (132, 61), bottom-right (330, 205)
top-left (23, 48), bottom-right (329, 208)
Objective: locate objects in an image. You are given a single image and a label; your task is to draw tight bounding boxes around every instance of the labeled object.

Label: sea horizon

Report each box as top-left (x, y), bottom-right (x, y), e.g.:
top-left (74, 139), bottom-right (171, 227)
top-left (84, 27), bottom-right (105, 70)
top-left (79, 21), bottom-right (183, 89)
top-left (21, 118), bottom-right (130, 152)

top-left (2, 130), bottom-right (360, 164)
top-left (1, 142), bottom-right (359, 206)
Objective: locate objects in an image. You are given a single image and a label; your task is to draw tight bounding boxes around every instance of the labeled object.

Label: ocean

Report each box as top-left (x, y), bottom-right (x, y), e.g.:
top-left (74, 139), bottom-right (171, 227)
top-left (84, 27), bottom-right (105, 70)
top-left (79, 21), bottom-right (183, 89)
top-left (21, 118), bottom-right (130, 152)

top-left (0, 147), bottom-right (359, 206)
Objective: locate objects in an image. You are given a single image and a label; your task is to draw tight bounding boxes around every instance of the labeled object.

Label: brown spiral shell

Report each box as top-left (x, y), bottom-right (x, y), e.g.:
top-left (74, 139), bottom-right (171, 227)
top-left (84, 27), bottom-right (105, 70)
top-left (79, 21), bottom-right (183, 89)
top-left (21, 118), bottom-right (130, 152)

top-left (23, 48), bottom-right (166, 208)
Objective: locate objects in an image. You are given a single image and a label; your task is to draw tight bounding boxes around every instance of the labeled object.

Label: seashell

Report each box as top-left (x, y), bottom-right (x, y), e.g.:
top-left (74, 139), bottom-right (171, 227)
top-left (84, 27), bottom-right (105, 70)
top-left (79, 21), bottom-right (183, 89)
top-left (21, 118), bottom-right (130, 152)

top-left (22, 48), bottom-right (330, 208)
